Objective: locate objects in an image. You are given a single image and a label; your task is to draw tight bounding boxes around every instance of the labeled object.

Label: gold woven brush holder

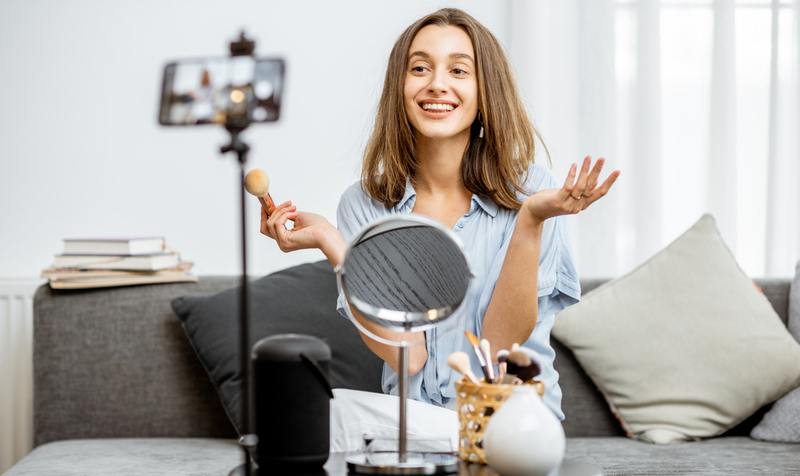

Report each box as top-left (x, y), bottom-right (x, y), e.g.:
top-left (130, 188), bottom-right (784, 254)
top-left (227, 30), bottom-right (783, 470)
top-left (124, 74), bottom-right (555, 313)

top-left (454, 378), bottom-right (544, 464)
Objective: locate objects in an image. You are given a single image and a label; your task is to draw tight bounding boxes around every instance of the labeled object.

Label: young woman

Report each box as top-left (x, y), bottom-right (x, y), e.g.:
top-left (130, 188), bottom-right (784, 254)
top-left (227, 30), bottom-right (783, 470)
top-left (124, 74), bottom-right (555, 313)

top-left (261, 8), bottom-right (619, 451)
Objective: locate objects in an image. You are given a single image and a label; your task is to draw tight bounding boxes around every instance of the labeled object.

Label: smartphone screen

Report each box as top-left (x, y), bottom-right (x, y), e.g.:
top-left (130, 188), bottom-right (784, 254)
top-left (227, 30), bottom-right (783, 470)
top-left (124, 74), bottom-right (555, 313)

top-left (158, 56), bottom-right (285, 125)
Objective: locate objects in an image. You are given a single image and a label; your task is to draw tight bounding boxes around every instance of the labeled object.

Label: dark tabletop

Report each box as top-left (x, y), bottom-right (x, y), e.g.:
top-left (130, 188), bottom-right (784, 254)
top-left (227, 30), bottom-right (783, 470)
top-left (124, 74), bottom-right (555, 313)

top-left (265, 453), bottom-right (604, 476)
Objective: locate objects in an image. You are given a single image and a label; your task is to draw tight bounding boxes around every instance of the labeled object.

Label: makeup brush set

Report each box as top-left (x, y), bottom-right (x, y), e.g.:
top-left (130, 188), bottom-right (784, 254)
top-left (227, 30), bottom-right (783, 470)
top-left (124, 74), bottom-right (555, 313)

top-left (451, 332), bottom-right (546, 465)
top-left (448, 331), bottom-right (543, 386)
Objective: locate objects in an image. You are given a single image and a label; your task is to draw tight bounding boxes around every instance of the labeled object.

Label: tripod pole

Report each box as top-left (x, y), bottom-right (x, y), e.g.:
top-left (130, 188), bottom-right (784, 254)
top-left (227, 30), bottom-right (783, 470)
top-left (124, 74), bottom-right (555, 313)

top-left (222, 128), bottom-right (255, 476)
top-left (238, 159), bottom-right (253, 476)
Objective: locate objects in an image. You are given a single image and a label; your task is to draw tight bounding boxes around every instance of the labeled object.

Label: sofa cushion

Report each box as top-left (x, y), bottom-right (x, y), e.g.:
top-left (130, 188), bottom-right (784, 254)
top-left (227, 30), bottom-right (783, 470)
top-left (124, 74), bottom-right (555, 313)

top-left (751, 260), bottom-right (800, 442)
top-left (565, 436), bottom-right (800, 475)
top-left (8, 436), bottom-right (799, 476)
top-left (3, 439), bottom-right (241, 476)
top-left (170, 260), bottom-right (384, 434)
top-left (551, 214), bottom-right (800, 444)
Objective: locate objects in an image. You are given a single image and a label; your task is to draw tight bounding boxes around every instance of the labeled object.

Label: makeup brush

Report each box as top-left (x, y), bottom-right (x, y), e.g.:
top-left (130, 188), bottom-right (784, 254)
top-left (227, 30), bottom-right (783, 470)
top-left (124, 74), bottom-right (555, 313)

top-left (464, 331), bottom-right (492, 382)
top-left (499, 348), bottom-right (527, 385)
top-left (506, 350), bottom-right (540, 382)
top-left (480, 339), bottom-right (496, 384)
top-left (496, 349), bottom-right (509, 363)
top-left (244, 168), bottom-right (277, 217)
top-left (517, 347), bottom-right (544, 378)
top-left (447, 351), bottom-right (480, 384)
top-left (496, 349), bottom-right (509, 380)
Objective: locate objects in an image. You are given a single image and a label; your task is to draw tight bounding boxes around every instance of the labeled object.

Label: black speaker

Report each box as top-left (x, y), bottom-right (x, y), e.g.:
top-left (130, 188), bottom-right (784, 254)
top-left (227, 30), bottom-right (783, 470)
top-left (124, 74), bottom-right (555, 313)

top-left (252, 334), bottom-right (334, 472)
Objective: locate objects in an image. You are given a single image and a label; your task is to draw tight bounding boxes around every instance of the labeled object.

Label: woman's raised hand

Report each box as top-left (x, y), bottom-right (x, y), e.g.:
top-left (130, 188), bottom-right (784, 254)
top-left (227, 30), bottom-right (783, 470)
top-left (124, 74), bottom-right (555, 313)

top-left (260, 201), bottom-right (348, 266)
top-left (523, 156), bottom-right (620, 222)
top-left (260, 201), bottom-right (330, 252)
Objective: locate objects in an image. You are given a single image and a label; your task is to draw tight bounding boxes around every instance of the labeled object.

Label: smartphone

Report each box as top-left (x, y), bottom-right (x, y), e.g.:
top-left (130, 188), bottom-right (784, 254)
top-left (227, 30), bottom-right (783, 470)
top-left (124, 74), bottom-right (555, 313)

top-left (158, 56), bottom-right (285, 126)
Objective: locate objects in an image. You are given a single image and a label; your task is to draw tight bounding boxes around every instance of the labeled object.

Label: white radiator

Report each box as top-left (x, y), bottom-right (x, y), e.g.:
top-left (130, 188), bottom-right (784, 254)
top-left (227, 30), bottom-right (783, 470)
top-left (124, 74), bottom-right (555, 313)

top-left (0, 280), bottom-right (41, 473)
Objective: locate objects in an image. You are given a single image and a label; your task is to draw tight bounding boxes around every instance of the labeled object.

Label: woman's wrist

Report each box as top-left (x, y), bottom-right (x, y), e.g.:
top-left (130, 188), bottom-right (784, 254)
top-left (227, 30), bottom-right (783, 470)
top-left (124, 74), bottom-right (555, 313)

top-left (319, 224), bottom-right (347, 268)
top-left (519, 197), bottom-right (546, 229)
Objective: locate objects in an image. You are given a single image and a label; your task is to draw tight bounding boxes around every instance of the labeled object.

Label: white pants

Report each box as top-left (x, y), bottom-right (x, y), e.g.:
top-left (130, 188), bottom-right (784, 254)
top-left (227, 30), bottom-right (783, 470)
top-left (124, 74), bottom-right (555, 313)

top-left (329, 389), bottom-right (459, 453)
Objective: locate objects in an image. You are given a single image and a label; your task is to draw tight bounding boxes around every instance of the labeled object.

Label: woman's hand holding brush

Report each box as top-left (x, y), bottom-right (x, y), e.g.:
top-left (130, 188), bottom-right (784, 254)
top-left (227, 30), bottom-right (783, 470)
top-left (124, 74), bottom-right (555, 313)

top-left (249, 168), bottom-right (347, 267)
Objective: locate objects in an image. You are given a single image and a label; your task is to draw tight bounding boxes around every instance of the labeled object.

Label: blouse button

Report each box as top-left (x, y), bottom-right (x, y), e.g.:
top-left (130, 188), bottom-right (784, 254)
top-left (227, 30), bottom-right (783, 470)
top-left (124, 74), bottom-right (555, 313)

top-left (458, 223), bottom-right (464, 228)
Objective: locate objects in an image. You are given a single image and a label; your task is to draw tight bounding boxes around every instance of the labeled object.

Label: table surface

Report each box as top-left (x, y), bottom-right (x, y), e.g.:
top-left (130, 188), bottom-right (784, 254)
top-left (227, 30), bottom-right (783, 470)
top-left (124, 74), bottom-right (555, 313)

top-left (309, 452), bottom-right (605, 476)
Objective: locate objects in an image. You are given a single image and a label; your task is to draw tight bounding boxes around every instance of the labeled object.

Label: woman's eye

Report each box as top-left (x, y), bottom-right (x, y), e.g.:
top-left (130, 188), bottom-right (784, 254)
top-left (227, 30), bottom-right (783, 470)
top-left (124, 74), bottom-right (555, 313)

top-left (452, 68), bottom-right (466, 76)
top-left (411, 66), bottom-right (427, 73)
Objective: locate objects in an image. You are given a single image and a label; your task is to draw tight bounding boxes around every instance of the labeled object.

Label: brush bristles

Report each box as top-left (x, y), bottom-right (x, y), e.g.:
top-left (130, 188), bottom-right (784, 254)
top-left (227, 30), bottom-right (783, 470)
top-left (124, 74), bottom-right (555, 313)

top-left (464, 331), bottom-right (480, 348)
top-left (496, 349), bottom-right (510, 363)
top-left (480, 339), bottom-right (491, 354)
top-left (447, 351), bottom-right (479, 384)
top-left (506, 351), bottom-right (531, 369)
top-left (244, 169), bottom-right (270, 197)
top-left (518, 347), bottom-right (544, 368)
top-left (506, 350), bottom-right (540, 381)
top-left (447, 351), bottom-right (472, 375)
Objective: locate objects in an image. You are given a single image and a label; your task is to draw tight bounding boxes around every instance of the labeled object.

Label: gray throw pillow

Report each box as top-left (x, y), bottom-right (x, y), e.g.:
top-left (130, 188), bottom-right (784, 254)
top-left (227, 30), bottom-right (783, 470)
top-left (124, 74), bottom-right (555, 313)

top-left (751, 260), bottom-right (800, 442)
top-left (171, 260), bottom-right (384, 434)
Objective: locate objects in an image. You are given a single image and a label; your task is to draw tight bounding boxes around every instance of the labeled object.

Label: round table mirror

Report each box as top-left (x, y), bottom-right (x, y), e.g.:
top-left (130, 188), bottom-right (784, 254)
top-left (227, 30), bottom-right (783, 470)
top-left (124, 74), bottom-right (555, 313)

top-left (336, 214), bottom-right (475, 474)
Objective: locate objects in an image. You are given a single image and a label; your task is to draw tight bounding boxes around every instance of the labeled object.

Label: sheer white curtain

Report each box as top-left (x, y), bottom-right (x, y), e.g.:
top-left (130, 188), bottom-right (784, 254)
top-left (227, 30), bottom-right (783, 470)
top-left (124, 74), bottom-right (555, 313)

top-left (509, 0), bottom-right (800, 278)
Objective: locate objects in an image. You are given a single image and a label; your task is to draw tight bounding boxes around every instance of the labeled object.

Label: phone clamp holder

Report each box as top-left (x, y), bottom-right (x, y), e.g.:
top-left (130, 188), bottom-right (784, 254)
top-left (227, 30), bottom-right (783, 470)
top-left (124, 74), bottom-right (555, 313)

top-left (230, 31), bottom-right (255, 57)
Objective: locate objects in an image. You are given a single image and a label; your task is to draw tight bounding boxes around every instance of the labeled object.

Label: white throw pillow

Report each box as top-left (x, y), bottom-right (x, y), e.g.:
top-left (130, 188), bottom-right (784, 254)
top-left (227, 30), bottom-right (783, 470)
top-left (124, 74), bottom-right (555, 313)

top-left (552, 214), bottom-right (800, 444)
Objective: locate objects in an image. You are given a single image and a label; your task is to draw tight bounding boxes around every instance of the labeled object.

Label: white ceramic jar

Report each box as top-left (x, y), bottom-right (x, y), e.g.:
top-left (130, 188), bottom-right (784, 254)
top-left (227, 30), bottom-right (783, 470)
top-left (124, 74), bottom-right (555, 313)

top-left (482, 385), bottom-right (566, 476)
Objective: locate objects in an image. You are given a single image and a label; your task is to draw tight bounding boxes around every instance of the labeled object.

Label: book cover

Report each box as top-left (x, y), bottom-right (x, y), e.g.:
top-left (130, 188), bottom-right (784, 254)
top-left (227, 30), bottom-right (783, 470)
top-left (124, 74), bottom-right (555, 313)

top-left (48, 273), bottom-right (199, 290)
top-left (51, 252), bottom-right (180, 271)
top-left (62, 237), bottom-right (165, 255)
top-left (41, 262), bottom-right (193, 279)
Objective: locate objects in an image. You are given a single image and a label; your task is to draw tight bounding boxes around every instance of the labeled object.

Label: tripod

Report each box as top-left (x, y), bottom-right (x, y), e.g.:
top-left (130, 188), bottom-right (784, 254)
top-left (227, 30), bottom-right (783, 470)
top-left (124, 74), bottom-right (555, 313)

top-left (221, 33), bottom-right (258, 476)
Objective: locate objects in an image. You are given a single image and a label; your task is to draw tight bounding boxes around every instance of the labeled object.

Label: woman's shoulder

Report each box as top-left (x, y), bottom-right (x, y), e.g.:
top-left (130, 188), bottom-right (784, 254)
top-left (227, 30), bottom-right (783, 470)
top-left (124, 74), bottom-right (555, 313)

top-left (337, 180), bottom-right (391, 236)
top-left (336, 181), bottom-right (370, 239)
top-left (339, 180), bottom-right (378, 207)
top-left (518, 163), bottom-right (559, 199)
top-left (340, 180), bottom-right (367, 202)
top-left (338, 181), bottom-right (376, 215)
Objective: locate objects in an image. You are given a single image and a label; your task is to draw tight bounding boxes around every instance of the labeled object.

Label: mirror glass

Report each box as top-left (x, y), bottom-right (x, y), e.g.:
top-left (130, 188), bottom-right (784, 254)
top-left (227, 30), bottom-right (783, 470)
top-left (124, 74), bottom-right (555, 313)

top-left (338, 215), bottom-right (473, 337)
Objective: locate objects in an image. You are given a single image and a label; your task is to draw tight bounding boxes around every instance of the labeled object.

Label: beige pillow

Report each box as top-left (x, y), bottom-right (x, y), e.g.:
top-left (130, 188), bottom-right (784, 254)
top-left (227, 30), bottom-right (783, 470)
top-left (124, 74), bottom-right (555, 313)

top-left (552, 214), bottom-right (800, 444)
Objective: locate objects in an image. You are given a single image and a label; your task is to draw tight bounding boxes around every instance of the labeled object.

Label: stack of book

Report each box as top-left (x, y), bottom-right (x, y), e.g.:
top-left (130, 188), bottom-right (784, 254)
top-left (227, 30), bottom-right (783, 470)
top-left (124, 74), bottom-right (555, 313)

top-left (42, 237), bottom-right (198, 289)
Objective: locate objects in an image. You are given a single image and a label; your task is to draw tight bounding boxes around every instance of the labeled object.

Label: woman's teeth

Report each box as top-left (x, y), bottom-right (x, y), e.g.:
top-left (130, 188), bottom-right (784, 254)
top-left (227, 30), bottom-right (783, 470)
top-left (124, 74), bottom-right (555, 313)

top-left (421, 103), bottom-right (455, 112)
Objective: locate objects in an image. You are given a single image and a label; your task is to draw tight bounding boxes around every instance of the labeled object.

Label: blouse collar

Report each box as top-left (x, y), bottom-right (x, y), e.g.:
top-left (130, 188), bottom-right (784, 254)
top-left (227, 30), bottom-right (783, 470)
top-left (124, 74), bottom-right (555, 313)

top-left (395, 178), bottom-right (499, 218)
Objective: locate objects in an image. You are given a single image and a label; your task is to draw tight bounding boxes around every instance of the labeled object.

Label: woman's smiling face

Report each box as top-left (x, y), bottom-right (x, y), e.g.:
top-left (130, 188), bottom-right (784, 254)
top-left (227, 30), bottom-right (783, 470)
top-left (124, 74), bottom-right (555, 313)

top-left (404, 25), bottom-right (478, 144)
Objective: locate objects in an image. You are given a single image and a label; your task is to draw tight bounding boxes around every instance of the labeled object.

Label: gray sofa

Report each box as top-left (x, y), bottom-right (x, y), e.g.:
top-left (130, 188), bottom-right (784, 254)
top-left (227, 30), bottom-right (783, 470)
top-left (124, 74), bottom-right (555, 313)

top-left (4, 265), bottom-right (799, 476)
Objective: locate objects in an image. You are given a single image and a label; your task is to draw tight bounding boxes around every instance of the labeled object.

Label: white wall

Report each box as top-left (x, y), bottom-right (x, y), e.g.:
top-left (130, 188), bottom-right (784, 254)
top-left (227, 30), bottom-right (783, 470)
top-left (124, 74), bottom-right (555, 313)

top-left (0, 0), bottom-right (510, 278)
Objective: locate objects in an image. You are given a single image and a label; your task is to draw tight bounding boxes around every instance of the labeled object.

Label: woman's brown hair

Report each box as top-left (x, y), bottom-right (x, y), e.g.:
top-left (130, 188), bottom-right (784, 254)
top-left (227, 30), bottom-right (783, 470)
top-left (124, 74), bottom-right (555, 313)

top-left (361, 8), bottom-right (544, 210)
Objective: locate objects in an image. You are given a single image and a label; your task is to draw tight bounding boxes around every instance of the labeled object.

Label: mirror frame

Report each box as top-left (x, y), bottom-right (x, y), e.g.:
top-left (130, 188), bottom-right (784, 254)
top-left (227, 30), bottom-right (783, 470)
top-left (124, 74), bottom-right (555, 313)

top-left (335, 214), bottom-right (476, 347)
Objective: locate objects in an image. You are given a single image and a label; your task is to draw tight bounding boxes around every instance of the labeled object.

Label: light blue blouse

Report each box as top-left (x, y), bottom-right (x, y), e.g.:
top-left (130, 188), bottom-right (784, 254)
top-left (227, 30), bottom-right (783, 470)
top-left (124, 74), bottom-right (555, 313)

top-left (336, 164), bottom-right (580, 420)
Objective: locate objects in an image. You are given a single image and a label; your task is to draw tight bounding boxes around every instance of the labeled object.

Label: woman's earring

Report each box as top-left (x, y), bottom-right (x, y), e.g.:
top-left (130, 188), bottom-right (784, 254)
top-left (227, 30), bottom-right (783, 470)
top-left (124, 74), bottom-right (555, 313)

top-left (478, 110), bottom-right (485, 139)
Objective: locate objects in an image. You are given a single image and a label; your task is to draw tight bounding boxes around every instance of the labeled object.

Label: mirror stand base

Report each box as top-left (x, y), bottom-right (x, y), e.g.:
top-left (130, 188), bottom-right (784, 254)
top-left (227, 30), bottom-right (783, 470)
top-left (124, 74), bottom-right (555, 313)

top-left (346, 452), bottom-right (459, 475)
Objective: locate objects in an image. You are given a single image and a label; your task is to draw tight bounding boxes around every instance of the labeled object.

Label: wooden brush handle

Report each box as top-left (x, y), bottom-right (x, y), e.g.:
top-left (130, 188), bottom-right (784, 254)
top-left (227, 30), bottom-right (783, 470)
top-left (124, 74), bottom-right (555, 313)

top-left (259, 193), bottom-right (276, 217)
